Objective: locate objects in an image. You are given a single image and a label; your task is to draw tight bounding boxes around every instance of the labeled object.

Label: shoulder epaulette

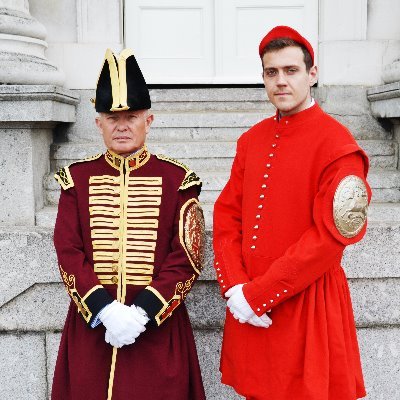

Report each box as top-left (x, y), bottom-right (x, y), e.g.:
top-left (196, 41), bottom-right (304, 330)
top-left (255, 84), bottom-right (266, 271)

top-left (156, 154), bottom-right (202, 191)
top-left (54, 153), bottom-right (102, 190)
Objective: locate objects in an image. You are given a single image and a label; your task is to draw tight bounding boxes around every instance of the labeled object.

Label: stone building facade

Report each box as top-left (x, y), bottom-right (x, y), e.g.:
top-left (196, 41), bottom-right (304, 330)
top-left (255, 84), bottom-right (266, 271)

top-left (0, 1), bottom-right (399, 399)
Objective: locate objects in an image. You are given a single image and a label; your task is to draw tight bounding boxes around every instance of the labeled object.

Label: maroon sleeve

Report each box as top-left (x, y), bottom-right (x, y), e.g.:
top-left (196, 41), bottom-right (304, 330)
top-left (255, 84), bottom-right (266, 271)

top-left (132, 186), bottom-right (205, 326)
top-left (243, 151), bottom-right (372, 316)
top-left (54, 187), bottom-right (114, 325)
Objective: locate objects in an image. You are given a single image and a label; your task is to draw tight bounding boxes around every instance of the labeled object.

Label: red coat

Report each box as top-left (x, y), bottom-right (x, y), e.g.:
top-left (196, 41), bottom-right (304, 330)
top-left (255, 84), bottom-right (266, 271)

top-left (52, 145), bottom-right (206, 400)
top-left (213, 103), bottom-right (371, 400)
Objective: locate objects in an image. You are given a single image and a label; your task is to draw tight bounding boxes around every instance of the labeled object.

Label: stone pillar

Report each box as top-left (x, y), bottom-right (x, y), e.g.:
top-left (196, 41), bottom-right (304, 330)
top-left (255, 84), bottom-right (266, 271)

top-left (0, 0), bottom-right (64, 84)
top-left (0, 2), bottom-right (78, 226)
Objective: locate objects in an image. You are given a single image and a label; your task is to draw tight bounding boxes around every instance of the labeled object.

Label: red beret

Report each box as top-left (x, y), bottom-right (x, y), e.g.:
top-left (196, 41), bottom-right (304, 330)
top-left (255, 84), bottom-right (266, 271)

top-left (259, 25), bottom-right (314, 64)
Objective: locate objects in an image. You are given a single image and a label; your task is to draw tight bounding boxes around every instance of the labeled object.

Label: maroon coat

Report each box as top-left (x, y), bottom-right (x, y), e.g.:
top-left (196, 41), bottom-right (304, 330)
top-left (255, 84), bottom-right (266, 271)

top-left (213, 104), bottom-right (371, 400)
top-left (52, 145), bottom-right (206, 400)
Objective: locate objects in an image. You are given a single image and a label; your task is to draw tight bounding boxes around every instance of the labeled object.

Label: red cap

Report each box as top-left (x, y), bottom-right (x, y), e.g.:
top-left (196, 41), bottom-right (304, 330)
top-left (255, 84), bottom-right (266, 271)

top-left (259, 25), bottom-right (314, 64)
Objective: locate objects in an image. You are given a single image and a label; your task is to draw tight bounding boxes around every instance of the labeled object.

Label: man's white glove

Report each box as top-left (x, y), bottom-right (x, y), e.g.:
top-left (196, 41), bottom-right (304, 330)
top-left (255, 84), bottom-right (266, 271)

top-left (225, 284), bottom-right (254, 323)
top-left (99, 301), bottom-right (147, 347)
top-left (225, 284), bottom-right (272, 328)
top-left (248, 313), bottom-right (272, 328)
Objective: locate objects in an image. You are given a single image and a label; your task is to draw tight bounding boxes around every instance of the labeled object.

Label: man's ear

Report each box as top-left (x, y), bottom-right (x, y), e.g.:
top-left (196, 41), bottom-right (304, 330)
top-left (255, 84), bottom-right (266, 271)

top-left (309, 65), bottom-right (318, 86)
top-left (95, 115), bottom-right (103, 133)
top-left (145, 113), bottom-right (154, 133)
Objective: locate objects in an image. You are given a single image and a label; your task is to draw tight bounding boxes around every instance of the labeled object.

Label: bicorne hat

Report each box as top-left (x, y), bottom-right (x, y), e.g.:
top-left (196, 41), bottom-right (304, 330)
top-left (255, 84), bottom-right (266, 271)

top-left (93, 48), bottom-right (151, 112)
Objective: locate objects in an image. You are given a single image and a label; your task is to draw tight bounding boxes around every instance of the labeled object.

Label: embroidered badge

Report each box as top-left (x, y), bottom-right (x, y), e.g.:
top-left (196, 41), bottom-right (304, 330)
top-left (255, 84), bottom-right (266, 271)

top-left (180, 199), bottom-right (205, 274)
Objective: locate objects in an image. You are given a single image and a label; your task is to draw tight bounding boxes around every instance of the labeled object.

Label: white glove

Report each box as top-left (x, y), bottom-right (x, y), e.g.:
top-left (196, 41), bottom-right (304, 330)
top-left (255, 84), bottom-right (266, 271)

top-left (225, 284), bottom-right (254, 323)
top-left (247, 313), bottom-right (272, 328)
top-left (100, 301), bottom-right (146, 347)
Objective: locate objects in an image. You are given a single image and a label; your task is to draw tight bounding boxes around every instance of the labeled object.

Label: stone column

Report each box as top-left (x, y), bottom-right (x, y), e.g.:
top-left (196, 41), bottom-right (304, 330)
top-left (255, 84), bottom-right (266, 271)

top-left (0, 0), bottom-right (64, 84)
top-left (0, 1), bottom-right (79, 226)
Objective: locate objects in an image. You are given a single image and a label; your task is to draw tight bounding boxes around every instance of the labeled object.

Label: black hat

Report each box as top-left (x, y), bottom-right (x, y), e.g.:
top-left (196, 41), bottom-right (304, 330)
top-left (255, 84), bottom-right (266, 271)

top-left (93, 48), bottom-right (151, 112)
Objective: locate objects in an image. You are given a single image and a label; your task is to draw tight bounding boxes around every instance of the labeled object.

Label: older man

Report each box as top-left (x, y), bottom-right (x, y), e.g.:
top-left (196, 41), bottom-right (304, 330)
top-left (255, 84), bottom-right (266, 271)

top-left (213, 26), bottom-right (370, 400)
top-left (52, 49), bottom-right (206, 400)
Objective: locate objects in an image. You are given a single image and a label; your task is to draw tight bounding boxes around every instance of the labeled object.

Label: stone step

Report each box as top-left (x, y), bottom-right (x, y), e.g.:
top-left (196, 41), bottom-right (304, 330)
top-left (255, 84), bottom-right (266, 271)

top-left (35, 201), bottom-right (400, 236)
top-left (51, 140), bottom-right (397, 171)
top-left (43, 169), bottom-right (400, 207)
top-left (9, 217), bottom-right (400, 282)
top-left (65, 112), bottom-right (391, 143)
top-left (65, 88), bottom-right (392, 141)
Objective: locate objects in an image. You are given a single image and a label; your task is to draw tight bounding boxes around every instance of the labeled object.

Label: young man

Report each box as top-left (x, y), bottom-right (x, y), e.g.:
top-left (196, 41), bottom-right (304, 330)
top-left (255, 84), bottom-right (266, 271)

top-left (213, 26), bottom-right (370, 400)
top-left (52, 49), bottom-right (206, 400)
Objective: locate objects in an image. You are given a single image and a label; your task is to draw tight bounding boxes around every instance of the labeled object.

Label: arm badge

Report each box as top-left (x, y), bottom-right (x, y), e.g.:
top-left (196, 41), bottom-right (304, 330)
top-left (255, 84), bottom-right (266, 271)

top-left (180, 199), bottom-right (205, 274)
top-left (333, 175), bottom-right (368, 238)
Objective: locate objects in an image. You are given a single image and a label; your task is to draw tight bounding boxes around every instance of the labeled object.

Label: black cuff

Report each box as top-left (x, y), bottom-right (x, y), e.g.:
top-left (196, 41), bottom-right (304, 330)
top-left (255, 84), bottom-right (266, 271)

top-left (85, 287), bottom-right (114, 325)
top-left (133, 288), bottom-right (165, 327)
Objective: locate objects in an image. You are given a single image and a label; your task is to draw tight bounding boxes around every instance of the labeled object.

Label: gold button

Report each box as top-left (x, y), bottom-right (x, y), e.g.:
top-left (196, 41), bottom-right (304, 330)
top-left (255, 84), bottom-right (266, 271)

top-left (258, 205), bottom-right (263, 209)
top-left (254, 225), bottom-right (259, 229)
top-left (264, 174), bottom-right (269, 178)
top-left (112, 265), bottom-right (118, 272)
top-left (256, 215), bottom-right (261, 219)
top-left (252, 236), bottom-right (257, 240)
top-left (269, 153), bottom-right (274, 157)
top-left (262, 184), bottom-right (267, 189)
top-left (260, 194), bottom-right (265, 199)
top-left (266, 164), bottom-right (271, 168)
top-left (272, 144), bottom-right (277, 148)
top-left (275, 134), bottom-right (280, 138)
top-left (111, 276), bottom-right (118, 284)
top-left (251, 245), bottom-right (256, 250)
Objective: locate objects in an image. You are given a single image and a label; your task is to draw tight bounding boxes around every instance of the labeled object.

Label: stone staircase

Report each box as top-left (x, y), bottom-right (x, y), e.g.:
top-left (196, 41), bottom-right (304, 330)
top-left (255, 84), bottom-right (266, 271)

top-left (31, 87), bottom-right (400, 399)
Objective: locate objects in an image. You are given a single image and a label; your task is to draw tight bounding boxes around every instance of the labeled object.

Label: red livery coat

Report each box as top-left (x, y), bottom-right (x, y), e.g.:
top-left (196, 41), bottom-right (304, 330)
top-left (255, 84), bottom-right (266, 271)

top-left (52, 146), bottom-right (206, 400)
top-left (213, 103), bottom-right (371, 400)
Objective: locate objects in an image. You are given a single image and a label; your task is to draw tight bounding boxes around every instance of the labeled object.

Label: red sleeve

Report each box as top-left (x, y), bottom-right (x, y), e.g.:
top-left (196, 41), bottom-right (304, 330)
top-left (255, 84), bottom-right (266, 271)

top-left (243, 151), bottom-right (372, 316)
top-left (213, 134), bottom-right (251, 295)
top-left (54, 187), bottom-right (113, 325)
top-left (133, 186), bottom-right (205, 326)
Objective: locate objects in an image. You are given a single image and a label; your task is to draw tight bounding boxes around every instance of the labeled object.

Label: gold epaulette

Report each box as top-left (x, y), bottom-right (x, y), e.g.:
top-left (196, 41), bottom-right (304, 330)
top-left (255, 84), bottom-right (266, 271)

top-left (155, 154), bottom-right (202, 191)
top-left (54, 153), bottom-right (102, 190)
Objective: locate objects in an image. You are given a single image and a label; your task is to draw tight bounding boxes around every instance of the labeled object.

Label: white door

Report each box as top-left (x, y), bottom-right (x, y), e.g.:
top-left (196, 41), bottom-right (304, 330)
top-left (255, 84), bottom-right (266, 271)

top-left (125, 0), bottom-right (318, 84)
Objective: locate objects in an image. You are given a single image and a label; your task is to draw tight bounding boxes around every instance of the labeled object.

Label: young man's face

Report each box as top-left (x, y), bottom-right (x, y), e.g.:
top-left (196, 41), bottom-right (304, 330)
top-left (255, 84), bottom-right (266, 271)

top-left (262, 46), bottom-right (317, 116)
top-left (95, 109), bottom-right (154, 156)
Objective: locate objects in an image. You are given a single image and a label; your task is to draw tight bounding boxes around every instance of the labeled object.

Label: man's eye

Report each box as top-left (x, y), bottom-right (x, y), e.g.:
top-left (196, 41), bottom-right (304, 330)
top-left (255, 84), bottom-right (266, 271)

top-left (265, 70), bottom-right (276, 77)
top-left (287, 68), bottom-right (297, 74)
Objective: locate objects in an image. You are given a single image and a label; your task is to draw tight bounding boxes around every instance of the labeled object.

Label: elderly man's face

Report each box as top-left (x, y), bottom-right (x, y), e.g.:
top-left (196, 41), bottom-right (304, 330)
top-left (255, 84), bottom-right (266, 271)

top-left (95, 109), bottom-right (154, 156)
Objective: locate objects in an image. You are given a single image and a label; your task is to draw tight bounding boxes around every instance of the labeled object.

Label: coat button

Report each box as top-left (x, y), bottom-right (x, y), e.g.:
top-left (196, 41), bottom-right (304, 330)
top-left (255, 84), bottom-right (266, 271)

top-left (257, 308), bottom-right (261, 312)
top-left (269, 153), bottom-right (274, 157)
top-left (256, 215), bottom-right (261, 219)
top-left (263, 303), bottom-right (266, 307)
top-left (251, 245), bottom-right (256, 249)
top-left (254, 225), bottom-right (259, 229)
top-left (276, 293), bottom-right (280, 297)
top-left (218, 274), bottom-right (222, 277)
top-left (258, 205), bottom-right (263, 209)
top-left (266, 164), bottom-right (271, 168)
top-left (264, 174), bottom-right (269, 178)
top-left (270, 299), bottom-right (274, 303)
top-left (111, 276), bottom-right (118, 284)
top-left (275, 134), bottom-right (280, 138)
top-left (260, 194), bottom-right (265, 199)
top-left (216, 262), bottom-right (219, 265)
top-left (262, 184), bottom-right (267, 189)
top-left (252, 236), bottom-right (257, 240)
top-left (112, 265), bottom-right (118, 272)
top-left (283, 289), bottom-right (288, 293)
top-left (272, 144), bottom-right (277, 148)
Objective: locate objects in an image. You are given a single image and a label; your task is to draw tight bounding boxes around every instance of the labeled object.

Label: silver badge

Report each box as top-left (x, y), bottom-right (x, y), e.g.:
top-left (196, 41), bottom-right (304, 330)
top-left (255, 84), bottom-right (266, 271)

top-left (333, 175), bottom-right (368, 238)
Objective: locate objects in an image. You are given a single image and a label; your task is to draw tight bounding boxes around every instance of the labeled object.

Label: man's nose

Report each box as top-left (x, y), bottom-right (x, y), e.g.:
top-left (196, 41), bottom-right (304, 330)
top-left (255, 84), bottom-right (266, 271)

top-left (116, 119), bottom-right (128, 131)
top-left (276, 71), bottom-right (287, 86)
